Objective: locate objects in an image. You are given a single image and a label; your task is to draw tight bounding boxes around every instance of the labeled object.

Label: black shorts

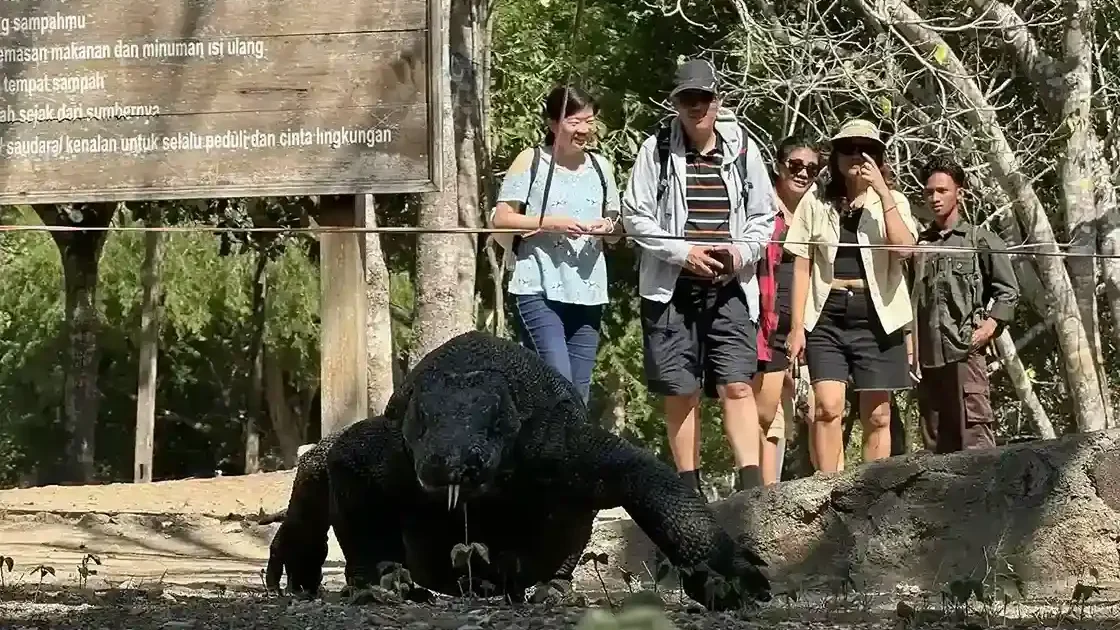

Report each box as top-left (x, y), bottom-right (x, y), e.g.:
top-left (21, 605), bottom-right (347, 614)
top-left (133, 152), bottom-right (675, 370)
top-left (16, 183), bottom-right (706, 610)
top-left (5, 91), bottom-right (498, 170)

top-left (757, 290), bottom-right (792, 374)
top-left (640, 277), bottom-right (758, 397)
top-left (805, 288), bottom-right (911, 391)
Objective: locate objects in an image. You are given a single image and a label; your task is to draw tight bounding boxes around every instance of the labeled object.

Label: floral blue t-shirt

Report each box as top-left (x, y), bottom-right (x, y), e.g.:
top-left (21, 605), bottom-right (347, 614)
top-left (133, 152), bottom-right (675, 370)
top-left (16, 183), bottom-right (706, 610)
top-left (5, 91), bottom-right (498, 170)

top-left (497, 148), bottom-right (620, 306)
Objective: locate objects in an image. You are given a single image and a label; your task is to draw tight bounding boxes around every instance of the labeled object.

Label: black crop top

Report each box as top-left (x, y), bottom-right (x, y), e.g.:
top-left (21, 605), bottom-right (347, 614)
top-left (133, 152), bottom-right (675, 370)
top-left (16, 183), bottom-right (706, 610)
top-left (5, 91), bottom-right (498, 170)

top-left (833, 209), bottom-right (864, 280)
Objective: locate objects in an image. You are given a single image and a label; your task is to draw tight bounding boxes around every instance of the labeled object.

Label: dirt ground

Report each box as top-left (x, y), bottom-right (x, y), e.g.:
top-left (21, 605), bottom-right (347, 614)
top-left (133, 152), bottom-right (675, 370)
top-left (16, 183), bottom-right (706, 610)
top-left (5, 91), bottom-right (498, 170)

top-left (0, 471), bottom-right (338, 594)
top-left (0, 470), bottom-right (297, 518)
top-left (2, 472), bottom-right (1119, 629)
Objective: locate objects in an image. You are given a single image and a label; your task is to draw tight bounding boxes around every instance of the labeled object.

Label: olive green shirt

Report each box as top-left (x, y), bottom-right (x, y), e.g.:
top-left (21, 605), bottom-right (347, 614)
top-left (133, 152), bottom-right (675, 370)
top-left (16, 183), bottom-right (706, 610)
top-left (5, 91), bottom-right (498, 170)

top-left (910, 217), bottom-right (1019, 369)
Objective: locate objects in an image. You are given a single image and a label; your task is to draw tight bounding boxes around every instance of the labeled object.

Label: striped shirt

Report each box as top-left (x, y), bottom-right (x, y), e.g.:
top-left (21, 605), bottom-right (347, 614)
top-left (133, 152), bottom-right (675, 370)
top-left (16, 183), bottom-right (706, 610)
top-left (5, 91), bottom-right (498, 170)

top-left (680, 133), bottom-right (731, 279)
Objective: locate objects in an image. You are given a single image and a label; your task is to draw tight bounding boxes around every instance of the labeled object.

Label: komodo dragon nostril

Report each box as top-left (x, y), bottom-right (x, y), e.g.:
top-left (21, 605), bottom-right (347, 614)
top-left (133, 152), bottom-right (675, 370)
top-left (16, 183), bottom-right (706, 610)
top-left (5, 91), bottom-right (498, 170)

top-left (467, 445), bottom-right (486, 468)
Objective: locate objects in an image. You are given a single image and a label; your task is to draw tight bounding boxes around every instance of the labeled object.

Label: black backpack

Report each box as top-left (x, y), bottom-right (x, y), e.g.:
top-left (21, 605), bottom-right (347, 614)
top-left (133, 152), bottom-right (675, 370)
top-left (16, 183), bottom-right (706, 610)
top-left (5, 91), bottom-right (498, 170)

top-left (509, 146), bottom-right (610, 256)
top-left (652, 118), bottom-right (754, 208)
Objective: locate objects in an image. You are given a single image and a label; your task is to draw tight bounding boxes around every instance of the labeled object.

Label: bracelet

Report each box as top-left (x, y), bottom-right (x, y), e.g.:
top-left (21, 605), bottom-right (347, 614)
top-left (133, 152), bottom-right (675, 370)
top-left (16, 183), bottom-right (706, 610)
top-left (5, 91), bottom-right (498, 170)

top-left (884, 205), bottom-right (898, 215)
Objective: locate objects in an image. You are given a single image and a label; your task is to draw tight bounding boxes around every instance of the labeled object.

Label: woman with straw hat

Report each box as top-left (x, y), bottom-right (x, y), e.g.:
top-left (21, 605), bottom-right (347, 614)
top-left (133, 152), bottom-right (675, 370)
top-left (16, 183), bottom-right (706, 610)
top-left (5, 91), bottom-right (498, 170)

top-left (782, 118), bottom-right (918, 473)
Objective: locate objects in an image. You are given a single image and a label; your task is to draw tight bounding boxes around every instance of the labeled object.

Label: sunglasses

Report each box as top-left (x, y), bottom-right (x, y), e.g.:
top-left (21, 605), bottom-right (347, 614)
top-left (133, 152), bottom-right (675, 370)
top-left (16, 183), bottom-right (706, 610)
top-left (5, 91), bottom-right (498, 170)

top-left (833, 141), bottom-right (882, 156)
top-left (673, 90), bottom-right (716, 108)
top-left (784, 159), bottom-right (822, 178)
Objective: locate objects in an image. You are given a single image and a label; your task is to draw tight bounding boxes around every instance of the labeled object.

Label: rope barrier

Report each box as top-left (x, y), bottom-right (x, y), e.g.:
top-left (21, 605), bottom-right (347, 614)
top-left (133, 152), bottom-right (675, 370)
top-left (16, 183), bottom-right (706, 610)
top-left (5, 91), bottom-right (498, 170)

top-left (0, 222), bottom-right (1114, 258)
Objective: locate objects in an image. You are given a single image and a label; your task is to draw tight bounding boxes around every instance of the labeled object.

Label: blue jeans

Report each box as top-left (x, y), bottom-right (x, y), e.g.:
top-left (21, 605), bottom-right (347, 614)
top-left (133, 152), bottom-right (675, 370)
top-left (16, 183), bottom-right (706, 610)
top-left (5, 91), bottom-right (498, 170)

top-left (512, 293), bottom-right (603, 403)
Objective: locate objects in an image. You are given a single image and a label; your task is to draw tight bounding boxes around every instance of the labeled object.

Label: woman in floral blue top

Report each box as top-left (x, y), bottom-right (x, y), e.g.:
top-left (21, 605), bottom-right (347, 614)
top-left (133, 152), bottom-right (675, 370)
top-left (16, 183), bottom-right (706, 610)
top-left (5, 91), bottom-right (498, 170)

top-left (490, 85), bottom-right (621, 403)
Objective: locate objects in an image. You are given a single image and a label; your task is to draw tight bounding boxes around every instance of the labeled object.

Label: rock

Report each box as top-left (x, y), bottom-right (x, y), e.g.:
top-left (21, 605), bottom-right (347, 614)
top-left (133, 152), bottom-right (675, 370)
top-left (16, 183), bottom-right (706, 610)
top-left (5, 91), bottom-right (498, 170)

top-left (587, 428), bottom-right (1120, 598)
top-left (576, 606), bottom-right (678, 630)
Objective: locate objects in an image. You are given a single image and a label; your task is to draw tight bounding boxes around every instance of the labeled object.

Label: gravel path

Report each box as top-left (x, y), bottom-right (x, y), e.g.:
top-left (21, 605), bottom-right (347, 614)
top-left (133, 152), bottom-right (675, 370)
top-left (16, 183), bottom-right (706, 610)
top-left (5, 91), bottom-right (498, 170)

top-left (3, 582), bottom-right (1118, 630)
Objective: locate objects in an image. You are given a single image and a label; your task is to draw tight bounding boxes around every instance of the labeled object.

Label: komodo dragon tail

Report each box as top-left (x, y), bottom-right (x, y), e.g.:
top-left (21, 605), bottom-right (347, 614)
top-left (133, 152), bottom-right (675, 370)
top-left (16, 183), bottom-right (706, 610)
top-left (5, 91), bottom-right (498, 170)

top-left (264, 440), bottom-right (332, 596)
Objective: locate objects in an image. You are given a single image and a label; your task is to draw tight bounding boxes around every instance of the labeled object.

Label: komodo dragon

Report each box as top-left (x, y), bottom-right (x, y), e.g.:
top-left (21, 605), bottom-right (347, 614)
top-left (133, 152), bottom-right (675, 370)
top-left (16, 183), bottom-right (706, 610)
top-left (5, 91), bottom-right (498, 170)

top-left (264, 331), bottom-right (770, 610)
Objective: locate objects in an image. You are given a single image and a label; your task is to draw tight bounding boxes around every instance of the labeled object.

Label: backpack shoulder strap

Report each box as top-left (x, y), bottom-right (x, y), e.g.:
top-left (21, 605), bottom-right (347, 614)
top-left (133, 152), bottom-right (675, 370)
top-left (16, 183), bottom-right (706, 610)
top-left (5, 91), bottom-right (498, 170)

top-left (527, 146), bottom-right (541, 206)
top-left (734, 123), bottom-right (752, 188)
top-left (587, 150), bottom-right (610, 218)
top-left (510, 146), bottom-right (545, 256)
top-left (735, 124), bottom-right (753, 197)
top-left (509, 146), bottom-right (543, 215)
top-left (655, 122), bottom-right (673, 203)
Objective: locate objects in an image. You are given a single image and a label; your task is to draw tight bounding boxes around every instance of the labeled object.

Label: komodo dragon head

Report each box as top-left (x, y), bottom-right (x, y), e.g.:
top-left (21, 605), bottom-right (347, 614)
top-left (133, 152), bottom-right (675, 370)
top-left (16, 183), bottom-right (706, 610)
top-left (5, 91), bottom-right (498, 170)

top-left (400, 367), bottom-right (519, 511)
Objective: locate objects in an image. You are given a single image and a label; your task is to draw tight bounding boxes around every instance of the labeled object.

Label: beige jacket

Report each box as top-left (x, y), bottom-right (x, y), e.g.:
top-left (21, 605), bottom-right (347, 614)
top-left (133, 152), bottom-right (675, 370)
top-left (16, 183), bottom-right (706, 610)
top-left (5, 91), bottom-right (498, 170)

top-left (783, 186), bottom-right (918, 335)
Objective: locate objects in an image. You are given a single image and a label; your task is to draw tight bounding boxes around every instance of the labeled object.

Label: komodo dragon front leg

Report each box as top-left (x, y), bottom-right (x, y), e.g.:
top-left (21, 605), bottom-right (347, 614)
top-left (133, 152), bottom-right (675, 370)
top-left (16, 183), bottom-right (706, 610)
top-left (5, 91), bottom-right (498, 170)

top-left (325, 420), bottom-right (411, 590)
top-left (571, 428), bottom-right (772, 611)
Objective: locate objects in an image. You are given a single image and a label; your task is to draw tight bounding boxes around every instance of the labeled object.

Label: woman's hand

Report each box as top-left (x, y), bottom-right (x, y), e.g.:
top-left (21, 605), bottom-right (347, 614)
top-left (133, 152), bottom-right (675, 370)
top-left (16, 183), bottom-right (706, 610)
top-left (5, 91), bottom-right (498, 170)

top-left (579, 218), bottom-right (615, 235)
top-left (786, 328), bottom-right (806, 364)
top-left (541, 216), bottom-right (587, 237)
top-left (857, 153), bottom-right (890, 195)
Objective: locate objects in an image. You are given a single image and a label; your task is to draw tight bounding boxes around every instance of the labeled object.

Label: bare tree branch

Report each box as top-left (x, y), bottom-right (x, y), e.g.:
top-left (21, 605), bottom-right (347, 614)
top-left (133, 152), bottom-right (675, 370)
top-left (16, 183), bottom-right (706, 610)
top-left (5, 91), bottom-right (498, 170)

top-left (854, 0), bottom-right (1108, 432)
top-left (968, 0), bottom-right (1068, 105)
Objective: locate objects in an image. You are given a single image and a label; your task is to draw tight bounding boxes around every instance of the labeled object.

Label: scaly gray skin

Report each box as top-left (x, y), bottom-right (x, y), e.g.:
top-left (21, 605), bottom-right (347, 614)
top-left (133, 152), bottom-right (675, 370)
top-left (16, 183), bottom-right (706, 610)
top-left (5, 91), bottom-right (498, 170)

top-left (265, 331), bottom-right (771, 610)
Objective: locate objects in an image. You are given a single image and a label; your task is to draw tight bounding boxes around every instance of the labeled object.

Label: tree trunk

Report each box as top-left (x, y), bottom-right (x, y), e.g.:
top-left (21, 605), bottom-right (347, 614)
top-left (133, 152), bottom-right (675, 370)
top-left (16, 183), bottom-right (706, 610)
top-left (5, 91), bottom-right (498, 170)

top-left (263, 354), bottom-right (303, 467)
top-left (967, 0), bottom-right (1111, 428)
top-left (1058, 0), bottom-right (1110, 427)
top-left (133, 206), bottom-right (163, 483)
top-left (452, 0), bottom-right (486, 330)
top-left (992, 329), bottom-right (1056, 439)
top-left (363, 195), bottom-right (394, 416)
top-left (602, 369), bottom-right (628, 435)
top-left (1093, 135), bottom-right (1120, 430)
top-left (32, 203), bottom-right (116, 484)
top-left (862, 0), bottom-right (1108, 432)
top-left (485, 249), bottom-right (506, 337)
top-left (410, 0), bottom-right (473, 367)
top-left (244, 250), bottom-right (268, 475)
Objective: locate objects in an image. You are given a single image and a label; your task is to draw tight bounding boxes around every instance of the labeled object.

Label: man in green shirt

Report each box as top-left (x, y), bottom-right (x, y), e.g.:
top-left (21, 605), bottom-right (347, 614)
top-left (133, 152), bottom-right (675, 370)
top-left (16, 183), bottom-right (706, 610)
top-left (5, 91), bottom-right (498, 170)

top-left (910, 156), bottom-right (1019, 453)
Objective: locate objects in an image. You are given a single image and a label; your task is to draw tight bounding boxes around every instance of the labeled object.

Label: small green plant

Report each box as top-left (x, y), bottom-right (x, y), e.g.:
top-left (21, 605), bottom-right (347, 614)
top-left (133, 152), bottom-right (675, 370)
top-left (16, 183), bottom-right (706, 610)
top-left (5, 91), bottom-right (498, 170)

top-left (450, 541), bottom-right (490, 597)
top-left (376, 560), bottom-right (416, 599)
top-left (637, 555), bottom-right (676, 598)
top-left (30, 564), bottom-right (54, 591)
top-left (618, 567), bottom-right (639, 594)
top-left (941, 578), bottom-right (981, 613)
top-left (580, 551), bottom-right (614, 608)
top-left (937, 555), bottom-right (1025, 623)
top-left (1068, 567), bottom-right (1103, 619)
top-left (0, 555), bottom-right (12, 587)
top-left (77, 553), bottom-right (101, 589)
top-left (779, 585), bottom-right (800, 616)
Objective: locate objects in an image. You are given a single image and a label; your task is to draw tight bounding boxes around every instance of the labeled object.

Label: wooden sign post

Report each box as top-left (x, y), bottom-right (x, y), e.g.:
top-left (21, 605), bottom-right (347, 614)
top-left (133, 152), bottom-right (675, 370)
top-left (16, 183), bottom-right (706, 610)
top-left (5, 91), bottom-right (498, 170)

top-left (0, 0), bottom-right (442, 471)
top-left (0, 0), bottom-right (441, 202)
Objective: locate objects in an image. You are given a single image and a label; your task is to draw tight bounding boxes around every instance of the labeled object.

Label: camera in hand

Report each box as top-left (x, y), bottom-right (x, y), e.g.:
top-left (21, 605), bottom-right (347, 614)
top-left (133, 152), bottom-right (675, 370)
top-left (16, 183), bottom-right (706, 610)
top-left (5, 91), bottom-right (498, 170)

top-left (709, 248), bottom-right (733, 274)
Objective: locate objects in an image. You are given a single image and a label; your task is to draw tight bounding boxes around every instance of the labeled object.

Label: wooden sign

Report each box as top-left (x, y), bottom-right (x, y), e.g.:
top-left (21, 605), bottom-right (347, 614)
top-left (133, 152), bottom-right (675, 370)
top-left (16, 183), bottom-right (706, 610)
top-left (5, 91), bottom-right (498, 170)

top-left (0, 0), bottom-right (441, 205)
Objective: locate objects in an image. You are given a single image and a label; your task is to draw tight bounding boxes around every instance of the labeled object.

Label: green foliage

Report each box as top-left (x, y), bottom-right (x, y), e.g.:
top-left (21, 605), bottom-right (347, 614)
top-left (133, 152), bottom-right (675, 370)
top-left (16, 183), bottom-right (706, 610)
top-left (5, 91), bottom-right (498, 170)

top-left (490, 0), bottom-right (735, 181)
top-left (0, 226), bottom-right (66, 482)
top-left (0, 204), bottom-right (322, 486)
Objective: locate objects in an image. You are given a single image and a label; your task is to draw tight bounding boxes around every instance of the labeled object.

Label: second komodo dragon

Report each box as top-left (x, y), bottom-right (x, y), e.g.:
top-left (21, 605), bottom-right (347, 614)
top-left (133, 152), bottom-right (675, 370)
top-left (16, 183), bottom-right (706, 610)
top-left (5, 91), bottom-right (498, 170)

top-left (264, 331), bottom-right (771, 611)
